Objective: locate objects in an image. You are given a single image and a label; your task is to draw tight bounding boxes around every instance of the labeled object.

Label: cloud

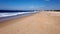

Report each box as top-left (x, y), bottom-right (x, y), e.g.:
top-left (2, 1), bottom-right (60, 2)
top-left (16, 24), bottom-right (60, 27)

top-left (29, 6), bottom-right (35, 10)
top-left (27, 5), bottom-right (46, 10)
top-left (44, 0), bottom-right (50, 1)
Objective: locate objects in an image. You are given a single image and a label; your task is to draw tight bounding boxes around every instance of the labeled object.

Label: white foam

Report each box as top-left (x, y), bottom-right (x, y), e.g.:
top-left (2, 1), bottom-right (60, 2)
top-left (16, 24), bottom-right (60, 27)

top-left (0, 12), bottom-right (32, 17)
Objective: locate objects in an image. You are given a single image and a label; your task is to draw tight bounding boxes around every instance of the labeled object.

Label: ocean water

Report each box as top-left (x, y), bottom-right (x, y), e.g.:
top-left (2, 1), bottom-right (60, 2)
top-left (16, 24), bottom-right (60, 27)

top-left (0, 11), bottom-right (38, 22)
top-left (0, 12), bottom-right (35, 17)
top-left (0, 10), bottom-right (38, 17)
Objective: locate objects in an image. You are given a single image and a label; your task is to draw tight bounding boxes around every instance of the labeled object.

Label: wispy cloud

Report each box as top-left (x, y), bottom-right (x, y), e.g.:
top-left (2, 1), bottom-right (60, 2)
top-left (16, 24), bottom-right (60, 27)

top-left (30, 6), bottom-right (34, 9)
top-left (44, 0), bottom-right (50, 1)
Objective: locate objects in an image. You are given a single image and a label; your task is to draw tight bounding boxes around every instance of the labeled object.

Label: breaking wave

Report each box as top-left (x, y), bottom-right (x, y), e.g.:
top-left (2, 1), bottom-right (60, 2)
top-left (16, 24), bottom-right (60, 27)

top-left (0, 12), bottom-right (33, 17)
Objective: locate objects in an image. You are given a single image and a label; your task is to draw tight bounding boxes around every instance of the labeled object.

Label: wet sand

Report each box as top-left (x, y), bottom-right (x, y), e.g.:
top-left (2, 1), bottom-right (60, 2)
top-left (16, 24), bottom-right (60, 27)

top-left (0, 11), bottom-right (60, 34)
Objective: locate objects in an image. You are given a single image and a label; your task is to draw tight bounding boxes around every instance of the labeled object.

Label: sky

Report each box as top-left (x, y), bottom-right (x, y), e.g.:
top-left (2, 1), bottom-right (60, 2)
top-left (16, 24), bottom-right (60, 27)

top-left (0, 0), bottom-right (60, 10)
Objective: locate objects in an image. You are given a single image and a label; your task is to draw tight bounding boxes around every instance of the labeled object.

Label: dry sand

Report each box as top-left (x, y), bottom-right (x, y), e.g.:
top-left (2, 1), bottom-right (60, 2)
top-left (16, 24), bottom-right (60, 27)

top-left (0, 11), bottom-right (60, 34)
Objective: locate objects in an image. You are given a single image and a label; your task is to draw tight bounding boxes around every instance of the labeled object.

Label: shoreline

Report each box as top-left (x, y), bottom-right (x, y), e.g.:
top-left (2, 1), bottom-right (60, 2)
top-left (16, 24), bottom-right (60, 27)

top-left (0, 11), bottom-right (60, 34)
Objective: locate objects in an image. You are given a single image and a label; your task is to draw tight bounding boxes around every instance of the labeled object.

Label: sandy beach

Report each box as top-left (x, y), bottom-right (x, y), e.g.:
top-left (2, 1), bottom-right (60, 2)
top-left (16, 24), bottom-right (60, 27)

top-left (0, 11), bottom-right (60, 34)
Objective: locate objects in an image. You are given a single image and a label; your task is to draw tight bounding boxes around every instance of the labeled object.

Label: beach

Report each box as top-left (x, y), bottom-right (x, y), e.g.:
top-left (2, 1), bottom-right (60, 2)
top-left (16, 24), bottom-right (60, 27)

top-left (0, 11), bottom-right (60, 34)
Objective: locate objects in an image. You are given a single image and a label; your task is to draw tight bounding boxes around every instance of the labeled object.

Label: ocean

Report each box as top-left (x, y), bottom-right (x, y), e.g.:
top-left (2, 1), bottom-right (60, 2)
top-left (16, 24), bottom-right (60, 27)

top-left (0, 10), bottom-right (36, 17)
top-left (0, 10), bottom-right (37, 22)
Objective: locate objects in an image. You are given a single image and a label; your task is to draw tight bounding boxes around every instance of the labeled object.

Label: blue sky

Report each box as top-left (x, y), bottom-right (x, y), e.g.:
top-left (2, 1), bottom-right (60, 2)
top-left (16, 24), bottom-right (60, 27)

top-left (0, 0), bottom-right (60, 10)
